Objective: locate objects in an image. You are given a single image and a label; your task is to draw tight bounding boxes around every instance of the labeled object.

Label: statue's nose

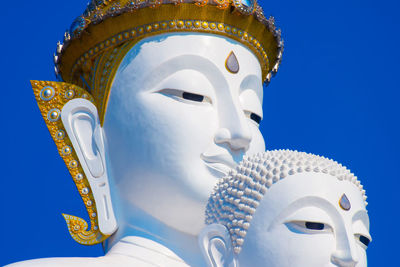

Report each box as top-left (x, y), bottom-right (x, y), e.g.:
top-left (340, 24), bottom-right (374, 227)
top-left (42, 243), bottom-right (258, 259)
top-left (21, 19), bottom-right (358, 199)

top-left (214, 127), bottom-right (251, 151)
top-left (331, 250), bottom-right (358, 267)
top-left (213, 82), bottom-right (253, 152)
top-left (331, 228), bottom-right (359, 267)
top-left (214, 113), bottom-right (252, 151)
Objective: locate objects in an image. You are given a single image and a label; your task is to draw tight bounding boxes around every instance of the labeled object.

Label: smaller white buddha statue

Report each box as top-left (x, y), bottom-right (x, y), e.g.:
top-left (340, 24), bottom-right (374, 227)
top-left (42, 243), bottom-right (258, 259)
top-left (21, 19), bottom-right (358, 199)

top-left (199, 150), bottom-right (371, 267)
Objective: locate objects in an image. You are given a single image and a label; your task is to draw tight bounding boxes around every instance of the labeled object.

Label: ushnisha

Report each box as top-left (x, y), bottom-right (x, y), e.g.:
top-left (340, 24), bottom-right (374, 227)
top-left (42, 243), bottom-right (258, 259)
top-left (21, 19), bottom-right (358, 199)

top-left (200, 150), bottom-right (371, 267)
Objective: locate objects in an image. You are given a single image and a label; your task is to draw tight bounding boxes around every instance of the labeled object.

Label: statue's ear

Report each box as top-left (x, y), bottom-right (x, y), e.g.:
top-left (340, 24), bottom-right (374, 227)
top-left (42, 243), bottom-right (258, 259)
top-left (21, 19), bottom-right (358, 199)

top-left (199, 224), bottom-right (237, 267)
top-left (61, 98), bottom-right (117, 235)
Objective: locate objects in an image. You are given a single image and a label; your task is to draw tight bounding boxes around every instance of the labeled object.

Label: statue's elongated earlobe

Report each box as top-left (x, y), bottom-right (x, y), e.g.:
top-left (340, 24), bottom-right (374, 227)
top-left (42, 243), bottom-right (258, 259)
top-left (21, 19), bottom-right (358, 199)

top-left (199, 224), bottom-right (236, 267)
top-left (62, 98), bottom-right (117, 236)
top-left (31, 81), bottom-right (117, 245)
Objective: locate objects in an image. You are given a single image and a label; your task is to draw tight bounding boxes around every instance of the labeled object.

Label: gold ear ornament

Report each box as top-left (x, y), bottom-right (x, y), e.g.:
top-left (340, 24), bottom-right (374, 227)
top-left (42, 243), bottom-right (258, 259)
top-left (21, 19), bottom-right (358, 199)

top-left (32, 80), bottom-right (109, 245)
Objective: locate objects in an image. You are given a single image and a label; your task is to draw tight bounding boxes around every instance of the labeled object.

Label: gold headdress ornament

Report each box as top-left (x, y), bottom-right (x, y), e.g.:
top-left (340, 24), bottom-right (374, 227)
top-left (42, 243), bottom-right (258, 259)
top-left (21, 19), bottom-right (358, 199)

top-left (32, 0), bottom-right (284, 245)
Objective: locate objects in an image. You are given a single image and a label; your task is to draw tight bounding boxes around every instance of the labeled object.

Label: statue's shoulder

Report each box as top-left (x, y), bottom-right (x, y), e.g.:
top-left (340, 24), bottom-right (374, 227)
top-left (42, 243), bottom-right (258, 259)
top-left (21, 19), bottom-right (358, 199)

top-left (5, 254), bottom-right (157, 267)
top-left (5, 257), bottom-right (111, 267)
top-left (6, 236), bottom-right (190, 267)
top-left (6, 257), bottom-right (101, 267)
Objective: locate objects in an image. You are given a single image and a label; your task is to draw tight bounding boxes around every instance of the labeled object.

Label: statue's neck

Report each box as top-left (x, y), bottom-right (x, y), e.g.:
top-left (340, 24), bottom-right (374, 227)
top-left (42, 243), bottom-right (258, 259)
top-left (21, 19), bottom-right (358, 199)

top-left (104, 206), bottom-right (206, 267)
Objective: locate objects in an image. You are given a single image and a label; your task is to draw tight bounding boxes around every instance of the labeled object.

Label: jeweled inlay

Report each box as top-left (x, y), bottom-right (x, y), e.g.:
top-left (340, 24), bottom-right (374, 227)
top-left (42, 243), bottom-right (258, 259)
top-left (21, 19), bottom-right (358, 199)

top-left (40, 86), bottom-right (55, 101)
top-left (339, 193), bottom-right (351, 211)
top-left (226, 51), bottom-right (240, 74)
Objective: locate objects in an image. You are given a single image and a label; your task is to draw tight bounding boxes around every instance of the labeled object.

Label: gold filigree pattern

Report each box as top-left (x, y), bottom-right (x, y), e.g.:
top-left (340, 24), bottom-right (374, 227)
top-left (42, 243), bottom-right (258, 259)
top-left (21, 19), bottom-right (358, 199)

top-left (194, 0), bottom-right (208, 7)
top-left (31, 81), bottom-right (109, 245)
top-left (63, 214), bottom-right (107, 245)
top-left (70, 19), bottom-right (270, 123)
top-left (57, 3), bottom-right (282, 126)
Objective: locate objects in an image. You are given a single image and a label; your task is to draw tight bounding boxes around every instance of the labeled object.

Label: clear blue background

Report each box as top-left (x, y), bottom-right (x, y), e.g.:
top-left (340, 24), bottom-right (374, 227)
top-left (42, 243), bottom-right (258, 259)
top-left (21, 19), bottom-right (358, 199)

top-left (1, 0), bottom-right (398, 265)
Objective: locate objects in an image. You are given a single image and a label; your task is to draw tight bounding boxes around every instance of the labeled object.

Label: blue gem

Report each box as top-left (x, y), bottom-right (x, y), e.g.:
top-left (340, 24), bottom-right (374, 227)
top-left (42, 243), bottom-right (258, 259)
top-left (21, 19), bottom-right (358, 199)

top-left (226, 51), bottom-right (240, 74)
top-left (70, 16), bottom-right (86, 38)
top-left (339, 194), bottom-right (351, 211)
top-left (241, 0), bottom-right (254, 8)
top-left (87, 3), bottom-right (96, 11)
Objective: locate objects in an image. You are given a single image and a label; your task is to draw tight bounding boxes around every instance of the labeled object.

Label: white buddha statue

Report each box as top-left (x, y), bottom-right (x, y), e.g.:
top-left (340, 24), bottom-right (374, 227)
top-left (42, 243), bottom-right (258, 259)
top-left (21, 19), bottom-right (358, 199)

top-left (8, 0), bottom-right (283, 266)
top-left (200, 150), bottom-right (371, 267)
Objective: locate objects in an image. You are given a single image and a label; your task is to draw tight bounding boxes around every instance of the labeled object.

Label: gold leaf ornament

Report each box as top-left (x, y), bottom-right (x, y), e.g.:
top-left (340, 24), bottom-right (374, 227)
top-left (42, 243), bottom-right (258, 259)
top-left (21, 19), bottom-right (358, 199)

top-left (32, 80), bottom-right (109, 245)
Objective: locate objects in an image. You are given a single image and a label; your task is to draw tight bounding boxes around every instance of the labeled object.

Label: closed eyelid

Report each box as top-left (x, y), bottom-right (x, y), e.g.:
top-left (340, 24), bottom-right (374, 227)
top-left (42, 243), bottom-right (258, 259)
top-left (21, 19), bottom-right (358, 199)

top-left (142, 54), bottom-right (228, 94)
top-left (282, 207), bottom-right (333, 226)
top-left (269, 196), bottom-right (340, 231)
top-left (239, 75), bottom-right (263, 118)
top-left (240, 89), bottom-right (263, 118)
top-left (285, 221), bottom-right (333, 235)
top-left (239, 74), bottom-right (263, 100)
top-left (352, 216), bottom-right (371, 241)
top-left (157, 88), bottom-right (212, 104)
top-left (352, 209), bottom-right (370, 229)
top-left (150, 70), bottom-right (215, 97)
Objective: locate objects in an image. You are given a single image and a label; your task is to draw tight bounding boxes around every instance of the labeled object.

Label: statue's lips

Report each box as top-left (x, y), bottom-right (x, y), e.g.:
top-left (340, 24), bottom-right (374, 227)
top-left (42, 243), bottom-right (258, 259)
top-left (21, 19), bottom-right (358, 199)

top-left (201, 152), bottom-right (237, 176)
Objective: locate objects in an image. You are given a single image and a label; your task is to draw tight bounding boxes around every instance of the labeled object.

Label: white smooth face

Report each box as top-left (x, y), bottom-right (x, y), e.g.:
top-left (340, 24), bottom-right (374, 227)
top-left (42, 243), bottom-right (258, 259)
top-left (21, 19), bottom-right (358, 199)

top-left (237, 173), bottom-right (371, 267)
top-left (104, 33), bottom-right (265, 235)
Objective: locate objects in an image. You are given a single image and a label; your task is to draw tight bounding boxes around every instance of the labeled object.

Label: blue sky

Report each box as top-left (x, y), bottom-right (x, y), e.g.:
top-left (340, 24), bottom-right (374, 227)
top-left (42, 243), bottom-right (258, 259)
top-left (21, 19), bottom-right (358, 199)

top-left (1, 0), bottom-right (398, 265)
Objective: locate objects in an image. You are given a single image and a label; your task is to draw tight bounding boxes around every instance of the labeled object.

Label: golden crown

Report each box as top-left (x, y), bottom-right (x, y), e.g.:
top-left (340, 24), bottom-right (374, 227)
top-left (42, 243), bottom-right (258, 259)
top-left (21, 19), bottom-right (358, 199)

top-left (33, 0), bottom-right (283, 246)
top-left (54, 0), bottom-right (283, 123)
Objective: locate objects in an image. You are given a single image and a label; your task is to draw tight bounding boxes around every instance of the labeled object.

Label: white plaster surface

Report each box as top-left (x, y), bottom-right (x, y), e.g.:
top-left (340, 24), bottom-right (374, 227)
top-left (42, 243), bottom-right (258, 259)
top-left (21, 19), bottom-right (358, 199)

top-left (200, 170), bottom-right (370, 267)
top-left (7, 236), bottom-right (189, 267)
top-left (102, 33), bottom-right (265, 266)
top-left (10, 33), bottom-right (265, 267)
top-left (238, 173), bottom-right (369, 267)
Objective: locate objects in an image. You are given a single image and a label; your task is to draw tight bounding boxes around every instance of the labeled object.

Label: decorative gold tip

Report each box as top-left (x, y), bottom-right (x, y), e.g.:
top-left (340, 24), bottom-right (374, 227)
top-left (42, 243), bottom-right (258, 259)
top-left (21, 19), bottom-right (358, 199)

top-left (32, 80), bottom-right (108, 245)
top-left (62, 214), bottom-right (109, 245)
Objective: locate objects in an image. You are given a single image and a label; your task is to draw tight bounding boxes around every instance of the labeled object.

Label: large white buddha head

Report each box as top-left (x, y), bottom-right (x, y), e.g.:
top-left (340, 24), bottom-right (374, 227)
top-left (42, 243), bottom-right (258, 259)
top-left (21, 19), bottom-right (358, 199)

top-left (200, 150), bottom-right (371, 267)
top-left (31, 0), bottom-right (283, 246)
top-left (103, 33), bottom-right (267, 236)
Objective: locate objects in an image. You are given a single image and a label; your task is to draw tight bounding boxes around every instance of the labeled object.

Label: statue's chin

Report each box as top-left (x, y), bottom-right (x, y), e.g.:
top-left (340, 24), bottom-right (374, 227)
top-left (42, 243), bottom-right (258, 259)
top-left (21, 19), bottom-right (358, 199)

top-left (110, 167), bottom-right (215, 236)
top-left (204, 163), bottom-right (230, 177)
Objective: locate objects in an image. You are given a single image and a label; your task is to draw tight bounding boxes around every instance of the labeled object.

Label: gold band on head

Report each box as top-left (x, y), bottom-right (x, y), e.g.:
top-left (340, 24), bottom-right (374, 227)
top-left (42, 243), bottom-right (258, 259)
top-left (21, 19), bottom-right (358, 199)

top-left (55, 1), bottom-right (283, 125)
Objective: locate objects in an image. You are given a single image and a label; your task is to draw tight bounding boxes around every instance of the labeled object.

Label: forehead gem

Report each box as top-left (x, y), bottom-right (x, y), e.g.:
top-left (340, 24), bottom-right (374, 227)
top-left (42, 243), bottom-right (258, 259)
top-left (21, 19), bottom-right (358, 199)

top-left (339, 193), bottom-right (351, 211)
top-left (225, 51), bottom-right (240, 74)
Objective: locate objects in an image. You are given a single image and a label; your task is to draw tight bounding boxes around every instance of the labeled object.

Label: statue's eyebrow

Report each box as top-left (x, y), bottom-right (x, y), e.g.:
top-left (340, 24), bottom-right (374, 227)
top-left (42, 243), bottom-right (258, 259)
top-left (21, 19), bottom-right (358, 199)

top-left (239, 74), bottom-right (263, 99)
top-left (268, 196), bottom-right (340, 231)
top-left (352, 209), bottom-right (369, 229)
top-left (140, 54), bottom-right (228, 92)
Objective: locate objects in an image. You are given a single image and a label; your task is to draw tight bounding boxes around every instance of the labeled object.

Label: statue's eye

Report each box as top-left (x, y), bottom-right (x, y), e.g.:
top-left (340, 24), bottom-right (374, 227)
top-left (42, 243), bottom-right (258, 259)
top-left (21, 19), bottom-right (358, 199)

top-left (286, 221), bottom-right (332, 234)
top-left (355, 234), bottom-right (371, 249)
top-left (244, 110), bottom-right (262, 126)
top-left (158, 89), bottom-right (212, 104)
top-left (250, 113), bottom-right (261, 124)
top-left (359, 235), bottom-right (370, 246)
top-left (182, 92), bottom-right (204, 102)
top-left (305, 222), bottom-right (325, 230)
